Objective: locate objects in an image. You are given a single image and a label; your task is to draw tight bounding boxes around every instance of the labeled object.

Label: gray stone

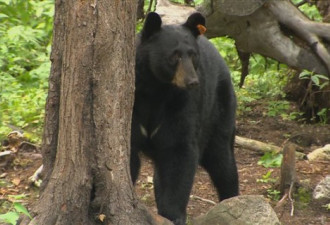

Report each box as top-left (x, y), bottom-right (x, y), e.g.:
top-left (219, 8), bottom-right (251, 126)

top-left (307, 144), bottom-right (330, 161)
top-left (193, 195), bottom-right (280, 225)
top-left (313, 175), bottom-right (330, 200)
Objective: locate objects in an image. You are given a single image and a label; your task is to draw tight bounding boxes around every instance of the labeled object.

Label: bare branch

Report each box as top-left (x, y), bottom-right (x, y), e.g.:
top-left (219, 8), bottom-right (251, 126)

top-left (266, 0), bottom-right (330, 73)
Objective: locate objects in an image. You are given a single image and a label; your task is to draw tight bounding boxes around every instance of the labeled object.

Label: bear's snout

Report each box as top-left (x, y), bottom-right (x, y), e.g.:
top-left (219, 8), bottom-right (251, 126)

top-left (186, 76), bottom-right (199, 88)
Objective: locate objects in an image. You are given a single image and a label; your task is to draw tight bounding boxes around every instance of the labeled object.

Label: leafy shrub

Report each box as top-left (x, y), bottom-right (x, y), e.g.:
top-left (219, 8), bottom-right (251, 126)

top-left (0, 0), bottom-right (53, 142)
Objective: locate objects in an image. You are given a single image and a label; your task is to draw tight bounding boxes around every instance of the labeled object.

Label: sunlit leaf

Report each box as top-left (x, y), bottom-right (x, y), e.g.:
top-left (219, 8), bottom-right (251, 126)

top-left (0, 211), bottom-right (20, 225)
top-left (13, 202), bottom-right (32, 219)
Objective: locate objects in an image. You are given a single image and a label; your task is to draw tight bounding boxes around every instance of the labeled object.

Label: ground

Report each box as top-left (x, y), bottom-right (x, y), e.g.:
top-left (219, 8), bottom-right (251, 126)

top-left (0, 100), bottom-right (329, 225)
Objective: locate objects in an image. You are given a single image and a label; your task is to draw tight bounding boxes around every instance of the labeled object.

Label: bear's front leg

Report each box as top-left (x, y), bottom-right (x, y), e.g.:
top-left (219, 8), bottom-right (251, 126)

top-left (153, 145), bottom-right (198, 225)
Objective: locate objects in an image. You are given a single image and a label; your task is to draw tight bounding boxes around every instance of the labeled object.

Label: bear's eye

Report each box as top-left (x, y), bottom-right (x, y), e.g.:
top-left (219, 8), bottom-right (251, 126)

top-left (189, 51), bottom-right (198, 68)
top-left (169, 51), bottom-right (182, 65)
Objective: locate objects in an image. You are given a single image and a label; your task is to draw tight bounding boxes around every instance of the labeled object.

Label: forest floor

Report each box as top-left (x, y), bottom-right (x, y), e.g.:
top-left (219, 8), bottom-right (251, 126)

top-left (0, 100), bottom-right (329, 225)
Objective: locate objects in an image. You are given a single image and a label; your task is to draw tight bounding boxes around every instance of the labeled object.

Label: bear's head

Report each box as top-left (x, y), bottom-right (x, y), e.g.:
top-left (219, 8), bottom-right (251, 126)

top-left (137, 12), bottom-right (206, 89)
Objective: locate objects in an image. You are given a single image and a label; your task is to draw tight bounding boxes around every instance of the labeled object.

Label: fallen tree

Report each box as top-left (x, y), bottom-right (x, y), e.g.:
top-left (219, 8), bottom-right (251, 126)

top-left (156, 0), bottom-right (330, 77)
top-left (235, 136), bottom-right (306, 159)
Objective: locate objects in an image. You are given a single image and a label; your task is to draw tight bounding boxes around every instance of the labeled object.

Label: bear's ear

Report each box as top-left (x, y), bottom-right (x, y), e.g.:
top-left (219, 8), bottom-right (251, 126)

top-left (183, 13), bottom-right (206, 37)
top-left (141, 12), bottom-right (162, 42)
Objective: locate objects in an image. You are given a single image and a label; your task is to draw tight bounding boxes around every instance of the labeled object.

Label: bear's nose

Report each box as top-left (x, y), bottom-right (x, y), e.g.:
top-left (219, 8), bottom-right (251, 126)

top-left (187, 79), bottom-right (199, 88)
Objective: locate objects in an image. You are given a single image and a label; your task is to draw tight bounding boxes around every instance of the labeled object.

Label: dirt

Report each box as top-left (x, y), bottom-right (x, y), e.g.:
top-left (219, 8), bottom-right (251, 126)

top-left (1, 100), bottom-right (329, 225)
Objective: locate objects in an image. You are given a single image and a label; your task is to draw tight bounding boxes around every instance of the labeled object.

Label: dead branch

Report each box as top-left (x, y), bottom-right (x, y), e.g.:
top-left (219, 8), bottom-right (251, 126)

top-left (266, 0), bottom-right (330, 74)
top-left (288, 182), bottom-right (295, 216)
top-left (235, 136), bottom-right (306, 159)
top-left (0, 151), bottom-right (12, 157)
top-left (190, 195), bottom-right (216, 205)
top-left (155, 0), bottom-right (330, 77)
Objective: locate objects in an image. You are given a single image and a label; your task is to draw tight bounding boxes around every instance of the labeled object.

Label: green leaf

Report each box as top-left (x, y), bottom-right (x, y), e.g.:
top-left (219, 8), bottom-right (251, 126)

top-left (319, 81), bottom-right (329, 90)
top-left (298, 71), bottom-right (311, 79)
top-left (0, 0), bottom-right (11, 4)
top-left (315, 74), bottom-right (329, 81)
top-left (0, 211), bottom-right (20, 225)
top-left (0, 13), bottom-right (9, 19)
top-left (13, 202), bottom-right (32, 219)
top-left (311, 75), bottom-right (320, 86)
top-left (258, 152), bottom-right (283, 168)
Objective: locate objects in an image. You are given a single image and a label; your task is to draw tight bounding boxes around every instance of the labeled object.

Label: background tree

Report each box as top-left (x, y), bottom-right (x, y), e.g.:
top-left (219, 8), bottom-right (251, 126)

top-left (19, 0), bottom-right (156, 224)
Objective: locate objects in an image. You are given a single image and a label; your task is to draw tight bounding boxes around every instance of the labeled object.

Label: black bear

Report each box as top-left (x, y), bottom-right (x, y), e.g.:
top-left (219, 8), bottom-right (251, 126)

top-left (131, 12), bottom-right (238, 225)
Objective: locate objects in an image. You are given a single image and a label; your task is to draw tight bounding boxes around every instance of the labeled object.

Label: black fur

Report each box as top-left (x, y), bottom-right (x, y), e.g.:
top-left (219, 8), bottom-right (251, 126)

top-left (131, 12), bottom-right (239, 225)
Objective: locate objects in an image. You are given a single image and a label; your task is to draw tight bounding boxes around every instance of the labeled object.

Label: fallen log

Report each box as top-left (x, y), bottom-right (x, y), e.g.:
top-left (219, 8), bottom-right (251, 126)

top-left (235, 136), bottom-right (306, 159)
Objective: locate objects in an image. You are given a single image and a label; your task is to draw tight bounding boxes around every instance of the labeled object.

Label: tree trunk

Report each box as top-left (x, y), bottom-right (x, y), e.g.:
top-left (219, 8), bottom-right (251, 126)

top-left (21, 1), bottom-right (155, 224)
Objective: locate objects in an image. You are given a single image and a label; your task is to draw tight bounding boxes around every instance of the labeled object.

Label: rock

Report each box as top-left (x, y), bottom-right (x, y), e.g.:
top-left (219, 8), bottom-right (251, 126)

top-left (307, 144), bottom-right (330, 161)
top-left (193, 195), bottom-right (280, 225)
top-left (313, 175), bottom-right (330, 200)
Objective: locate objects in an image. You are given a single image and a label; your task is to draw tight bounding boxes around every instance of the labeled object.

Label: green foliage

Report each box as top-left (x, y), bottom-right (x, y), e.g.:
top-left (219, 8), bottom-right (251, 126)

top-left (0, 0), bottom-right (53, 142)
top-left (317, 108), bottom-right (329, 124)
top-left (322, 203), bottom-right (330, 211)
top-left (299, 70), bottom-right (329, 90)
top-left (257, 170), bottom-right (277, 183)
top-left (267, 189), bottom-right (281, 201)
top-left (0, 194), bottom-right (32, 225)
top-left (267, 100), bottom-right (290, 117)
top-left (291, 0), bottom-right (322, 21)
top-left (298, 70), bottom-right (330, 123)
top-left (258, 152), bottom-right (283, 168)
top-left (294, 187), bottom-right (312, 209)
top-left (0, 211), bottom-right (19, 225)
top-left (211, 37), bottom-right (291, 117)
top-left (1, 0), bottom-right (327, 144)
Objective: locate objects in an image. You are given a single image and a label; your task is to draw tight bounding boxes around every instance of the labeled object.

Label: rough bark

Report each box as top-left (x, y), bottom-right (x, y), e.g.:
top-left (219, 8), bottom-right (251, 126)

top-left (20, 1), bottom-right (156, 225)
top-left (38, 0), bottom-right (62, 191)
top-left (279, 143), bottom-right (296, 195)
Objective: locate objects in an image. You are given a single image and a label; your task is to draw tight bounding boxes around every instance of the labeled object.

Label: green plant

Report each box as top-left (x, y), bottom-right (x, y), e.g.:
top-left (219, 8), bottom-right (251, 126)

top-left (316, 108), bottom-right (329, 124)
top-left (258, 152), bottom-right (283, 168)
top-left (299, 71), bottom-right (329, 90)
top-left (284, 111), bottom-right (305, 121)
top-left (0, 194), bottom-right (32, 225)
top-left (294, 187), bottom-right (312, 209)
top-left (267, 100), bottom-right (290, 117)
top-left (267, 189), bottom-right (281, 201)
top-left (257, 170), bottom-right (277, 183)
top-left (298, 70), bottom-right (330, 123)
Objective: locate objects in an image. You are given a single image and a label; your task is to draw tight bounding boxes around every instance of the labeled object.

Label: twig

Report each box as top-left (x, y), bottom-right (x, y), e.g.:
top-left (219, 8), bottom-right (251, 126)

top-left (276, 193), bottom-right (288, 208)
top-left (288, 181), bottom-right (295, 216)
top-left (190, 195), bottom-right (216, 205)
top-left (0, 151), bottom-right (12, 157)
top-left (29, 165), bottom-right (44, 187)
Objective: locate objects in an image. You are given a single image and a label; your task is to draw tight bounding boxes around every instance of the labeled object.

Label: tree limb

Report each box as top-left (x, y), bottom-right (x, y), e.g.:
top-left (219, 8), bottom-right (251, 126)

top-left (266, 0), bottom-right (330, 74)
top-left (235, 136), bottom-right (306, 159)
top-left (155, 0), bottom-right (330, 77)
